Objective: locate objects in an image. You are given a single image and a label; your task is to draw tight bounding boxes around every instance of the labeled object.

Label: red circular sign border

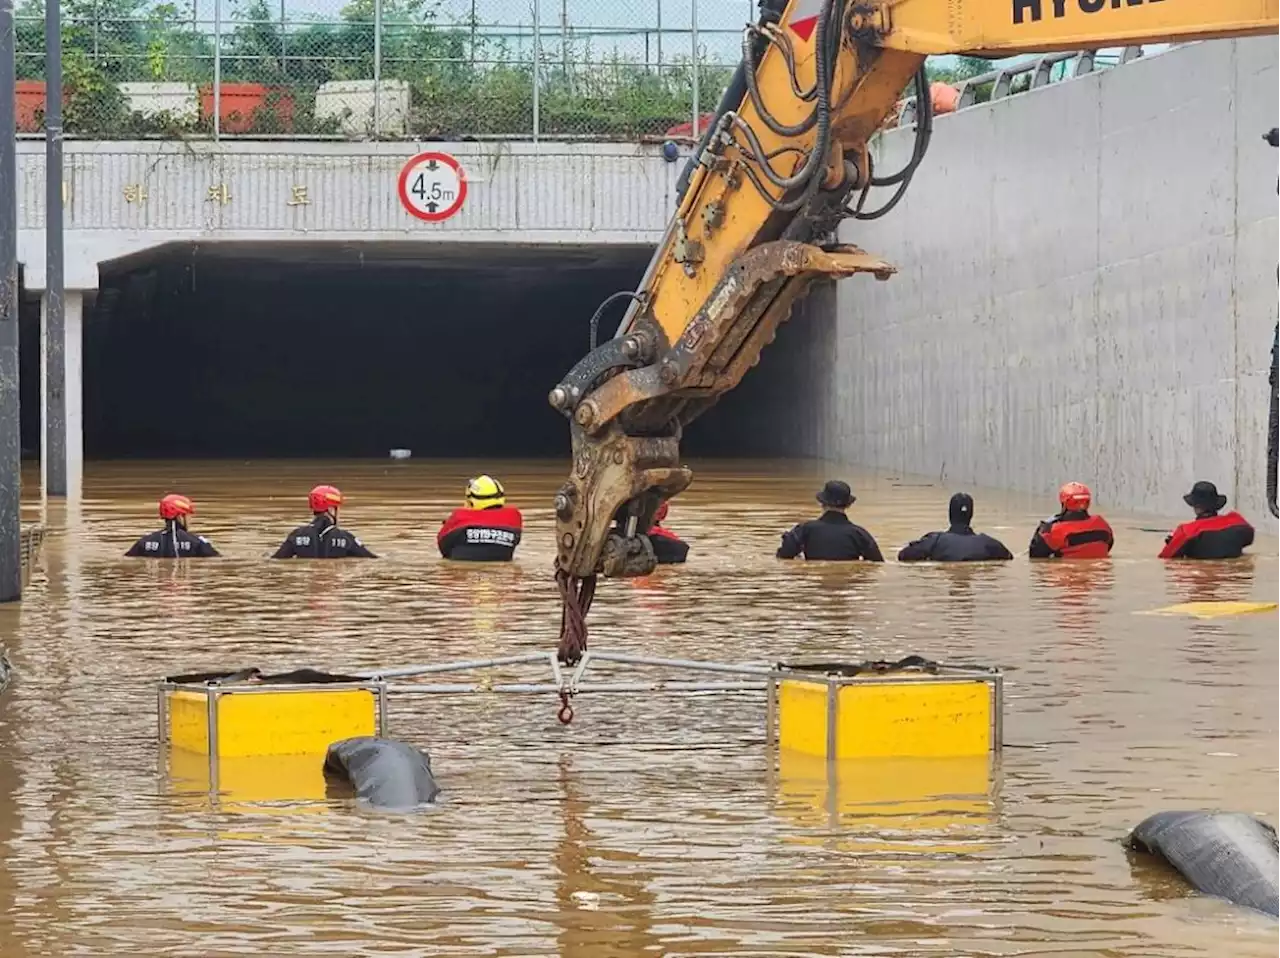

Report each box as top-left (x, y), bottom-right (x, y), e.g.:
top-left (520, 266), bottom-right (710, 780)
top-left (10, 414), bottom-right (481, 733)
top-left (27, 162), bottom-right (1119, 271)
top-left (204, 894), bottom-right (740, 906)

top-left (397, 151), bottom-right (468, 223)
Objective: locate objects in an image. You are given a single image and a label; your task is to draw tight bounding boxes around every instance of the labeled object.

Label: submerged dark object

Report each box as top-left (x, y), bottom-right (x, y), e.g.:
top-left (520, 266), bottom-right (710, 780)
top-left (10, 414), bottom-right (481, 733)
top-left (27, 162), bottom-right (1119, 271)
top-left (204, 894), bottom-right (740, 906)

top-left (323, 737), bottom-right (440, 811)
top-left (1127, 811), bottom-right (1279, 916)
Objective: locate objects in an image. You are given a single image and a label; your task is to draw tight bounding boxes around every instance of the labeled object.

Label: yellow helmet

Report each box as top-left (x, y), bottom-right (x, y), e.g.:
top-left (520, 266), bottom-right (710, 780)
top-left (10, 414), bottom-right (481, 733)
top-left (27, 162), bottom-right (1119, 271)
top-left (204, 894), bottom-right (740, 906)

top-left (466, 474), bottom-right (505, 509)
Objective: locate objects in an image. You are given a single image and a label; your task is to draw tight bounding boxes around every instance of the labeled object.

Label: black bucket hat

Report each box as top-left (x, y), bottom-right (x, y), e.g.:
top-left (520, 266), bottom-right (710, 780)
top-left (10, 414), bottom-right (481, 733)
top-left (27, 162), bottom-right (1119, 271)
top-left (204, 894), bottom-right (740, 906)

top-left (817, 480), bottom-right (855, 508)
top-left (1183, 480), bottom-right (1228, 512)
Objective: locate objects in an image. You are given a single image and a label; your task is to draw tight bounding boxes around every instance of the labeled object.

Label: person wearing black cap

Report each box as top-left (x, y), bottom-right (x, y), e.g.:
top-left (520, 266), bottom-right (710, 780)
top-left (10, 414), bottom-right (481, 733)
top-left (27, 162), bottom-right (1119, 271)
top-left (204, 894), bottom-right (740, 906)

top-left (1158, 481), bottom-right (1255, 559)
top-left (776, 480), bottom-right (884, 561)
top-left (897, 493), bottom-right (1013, 562)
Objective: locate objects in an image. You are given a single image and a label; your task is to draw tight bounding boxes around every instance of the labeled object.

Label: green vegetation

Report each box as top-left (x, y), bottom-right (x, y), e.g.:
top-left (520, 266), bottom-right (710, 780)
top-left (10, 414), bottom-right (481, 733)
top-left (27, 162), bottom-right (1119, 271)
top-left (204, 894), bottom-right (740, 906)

top-left (13, 0), bottom-right (732, 138)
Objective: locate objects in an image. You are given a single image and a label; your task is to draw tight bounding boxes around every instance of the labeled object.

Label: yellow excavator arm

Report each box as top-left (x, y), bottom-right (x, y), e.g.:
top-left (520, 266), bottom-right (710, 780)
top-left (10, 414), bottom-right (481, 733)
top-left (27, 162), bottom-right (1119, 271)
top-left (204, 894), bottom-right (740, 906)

top-left (546, 0), bottom-right (1279, 662)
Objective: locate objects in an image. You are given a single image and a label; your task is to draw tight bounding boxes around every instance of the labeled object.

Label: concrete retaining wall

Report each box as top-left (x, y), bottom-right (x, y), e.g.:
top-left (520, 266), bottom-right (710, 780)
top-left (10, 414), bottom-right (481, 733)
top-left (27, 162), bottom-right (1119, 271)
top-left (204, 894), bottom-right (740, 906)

top-left (825, 38), bottom-right (1279, 522)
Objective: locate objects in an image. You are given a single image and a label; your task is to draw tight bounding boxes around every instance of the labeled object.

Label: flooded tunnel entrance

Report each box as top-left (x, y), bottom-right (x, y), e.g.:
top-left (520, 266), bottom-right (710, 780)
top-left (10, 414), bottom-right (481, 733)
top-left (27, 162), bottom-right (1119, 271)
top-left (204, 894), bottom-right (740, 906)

top-left (86, 242), bottom-right (658, 459)
top-left (83, 240), bottom-right (819, 461)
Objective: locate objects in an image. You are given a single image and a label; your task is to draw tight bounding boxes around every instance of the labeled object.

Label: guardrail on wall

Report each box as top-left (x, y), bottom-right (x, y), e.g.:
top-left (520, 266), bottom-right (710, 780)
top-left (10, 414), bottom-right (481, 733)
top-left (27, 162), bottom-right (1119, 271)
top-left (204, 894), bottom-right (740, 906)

top-left (892, 45), bottom-right (1159, 128)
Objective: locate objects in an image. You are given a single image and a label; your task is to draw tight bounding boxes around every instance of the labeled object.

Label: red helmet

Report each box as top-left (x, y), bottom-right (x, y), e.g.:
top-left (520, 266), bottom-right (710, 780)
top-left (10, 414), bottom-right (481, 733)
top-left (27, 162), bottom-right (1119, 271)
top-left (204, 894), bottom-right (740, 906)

top-left (653, 501), bottom-right (670, 524)
top-left (309, 484), bottom-right (344, 513)
top-left (159, 494), bottom-right (194, 520)
top-left (1058, 481), bottom-right (1091, 511)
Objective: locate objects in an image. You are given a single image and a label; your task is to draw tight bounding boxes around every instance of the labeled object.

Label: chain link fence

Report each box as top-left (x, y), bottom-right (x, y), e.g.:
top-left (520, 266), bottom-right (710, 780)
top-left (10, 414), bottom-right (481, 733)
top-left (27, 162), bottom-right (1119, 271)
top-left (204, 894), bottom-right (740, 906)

top-left (13, 0), bottom-right (745, 139)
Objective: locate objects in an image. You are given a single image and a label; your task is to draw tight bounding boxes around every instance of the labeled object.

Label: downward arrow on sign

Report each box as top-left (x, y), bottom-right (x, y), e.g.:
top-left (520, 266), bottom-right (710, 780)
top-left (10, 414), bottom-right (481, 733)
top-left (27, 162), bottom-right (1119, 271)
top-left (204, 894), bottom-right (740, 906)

top-left (789, 14), bottom-right (818, 40)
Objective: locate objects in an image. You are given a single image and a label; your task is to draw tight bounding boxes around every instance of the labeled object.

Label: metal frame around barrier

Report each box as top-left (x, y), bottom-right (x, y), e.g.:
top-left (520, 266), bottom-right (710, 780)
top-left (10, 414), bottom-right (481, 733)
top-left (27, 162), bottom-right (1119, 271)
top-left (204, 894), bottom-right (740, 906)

top-left (155, 653), bottom-right (1004, 801)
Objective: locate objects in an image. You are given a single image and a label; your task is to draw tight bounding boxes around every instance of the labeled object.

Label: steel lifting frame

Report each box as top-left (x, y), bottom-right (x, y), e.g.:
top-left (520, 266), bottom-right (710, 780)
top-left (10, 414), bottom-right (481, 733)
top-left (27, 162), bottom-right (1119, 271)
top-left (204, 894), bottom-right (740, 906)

top-left (353, 649), bottom-right (780, 731)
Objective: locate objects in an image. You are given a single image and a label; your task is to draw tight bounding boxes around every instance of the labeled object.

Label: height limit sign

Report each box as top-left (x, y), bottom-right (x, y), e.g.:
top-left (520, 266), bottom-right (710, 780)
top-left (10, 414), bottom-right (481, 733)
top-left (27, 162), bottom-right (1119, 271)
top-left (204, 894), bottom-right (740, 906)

top-left (397, 151), bottom-right (467, 222)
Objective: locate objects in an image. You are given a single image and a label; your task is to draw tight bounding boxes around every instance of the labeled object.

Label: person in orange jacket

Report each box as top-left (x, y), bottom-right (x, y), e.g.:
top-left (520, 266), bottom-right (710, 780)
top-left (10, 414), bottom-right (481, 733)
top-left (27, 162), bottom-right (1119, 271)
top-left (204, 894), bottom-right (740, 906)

top-left (1159, 481), bottom-right (1255, 560)
top-left (1029, 482), bottom-right (1114, 559)
top-left (437, 475), bottom-right (523, 561)
top-left (646, 501), bottom-right (689, 564)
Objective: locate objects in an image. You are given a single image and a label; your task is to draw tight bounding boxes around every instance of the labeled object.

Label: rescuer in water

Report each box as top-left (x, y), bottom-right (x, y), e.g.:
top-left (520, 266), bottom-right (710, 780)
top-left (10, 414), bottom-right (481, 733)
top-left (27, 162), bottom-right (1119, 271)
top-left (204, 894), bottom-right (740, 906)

top-left (437, 475), bottom-right (523, 561)
top-left (272, 485), bottom-right (377, 559)
top-left (1029, 482), bottom-right (1114, 559)
top-left (646, 501), bottom-right (689, 564)
top-left (776, 480), bottom-right (884, 561)
top-left (898, 493), bottom-right (1013, 562)
top-left (125, 494), bottom-right (220, 558)
top-left (1158, 481), bottom-right (1255, 560)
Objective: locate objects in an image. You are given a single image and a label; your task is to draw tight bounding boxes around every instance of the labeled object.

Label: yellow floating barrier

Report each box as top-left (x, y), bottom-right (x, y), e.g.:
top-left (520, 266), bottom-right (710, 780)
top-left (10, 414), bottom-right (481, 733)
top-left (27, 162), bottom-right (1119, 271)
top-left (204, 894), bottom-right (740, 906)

top-left (1142, 601), bottom-right (1278, 620)
top-left (160, 674), bottom-right (383, 758)
top-left (157, 668), bottom-right (389, 808)
top-left (770, 659), bottom-right (1002, 761)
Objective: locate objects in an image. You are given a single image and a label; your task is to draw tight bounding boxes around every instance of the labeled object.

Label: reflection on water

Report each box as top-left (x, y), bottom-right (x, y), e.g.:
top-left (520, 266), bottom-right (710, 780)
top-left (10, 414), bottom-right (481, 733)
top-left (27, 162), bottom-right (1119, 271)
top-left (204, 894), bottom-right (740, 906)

top-left (0, 458), bottom-right (1276, 956)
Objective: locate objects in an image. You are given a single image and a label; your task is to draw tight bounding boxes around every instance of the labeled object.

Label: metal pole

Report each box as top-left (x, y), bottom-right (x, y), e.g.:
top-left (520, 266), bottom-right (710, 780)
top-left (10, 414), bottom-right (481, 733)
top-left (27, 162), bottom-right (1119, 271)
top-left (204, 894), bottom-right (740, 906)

top-left (355, 652), bottom-right (551, 680)
top-left (469, 0), bottom-right (476, 66)
top-left (690, 0), bottom-right (699, 137)
top-left (384, 681), bottom-right (769, 694)
top-left (45, 0), bottom-right (66, 498)
top-left (212, 0), bottom-right (221, 139)
top-left (656, 0), bottom-right (661, 70)
top-left (373, 0), bottom-right (382, 136)
top-left (279, 0), bottom-right (286, 77)
top-left (531, 0), bottom-right (540, 143)
top-left (560, 0), bottom-right (567, 77)
top-left (0, 0), bottom-right (20, 603)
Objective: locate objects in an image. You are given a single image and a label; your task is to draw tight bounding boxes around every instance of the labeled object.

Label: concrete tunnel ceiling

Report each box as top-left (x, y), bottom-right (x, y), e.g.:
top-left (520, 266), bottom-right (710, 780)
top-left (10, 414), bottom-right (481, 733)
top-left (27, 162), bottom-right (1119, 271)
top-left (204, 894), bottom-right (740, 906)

top-left (81, 241), bottom-right (807, 460)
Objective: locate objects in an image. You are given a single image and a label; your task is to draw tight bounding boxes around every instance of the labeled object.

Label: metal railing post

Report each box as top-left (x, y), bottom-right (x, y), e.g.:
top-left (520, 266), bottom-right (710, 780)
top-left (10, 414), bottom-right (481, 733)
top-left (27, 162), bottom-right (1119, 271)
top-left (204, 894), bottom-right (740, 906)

top-left (531, 0), bottom-right (541, 142)
top-left (212, 0), bottom-right (222, 139)
top-left (560, 0), bottom-right (567, 76)
top-left (0, 0), bottom-right (18, 603)
top-left (44, 0), bottom-right (65, 499)
top-left (690, 0), bottom-right (699, 136)
top-left (656, 0), bottom-right (661, 70)
top-left (373, 0), bottom-right (382, 136)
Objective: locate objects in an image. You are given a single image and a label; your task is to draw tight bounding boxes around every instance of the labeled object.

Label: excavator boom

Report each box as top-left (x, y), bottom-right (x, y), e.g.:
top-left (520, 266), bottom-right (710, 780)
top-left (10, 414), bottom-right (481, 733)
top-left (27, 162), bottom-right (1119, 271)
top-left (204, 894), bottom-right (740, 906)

top-left (546, 0), bottom-right (1279, 663)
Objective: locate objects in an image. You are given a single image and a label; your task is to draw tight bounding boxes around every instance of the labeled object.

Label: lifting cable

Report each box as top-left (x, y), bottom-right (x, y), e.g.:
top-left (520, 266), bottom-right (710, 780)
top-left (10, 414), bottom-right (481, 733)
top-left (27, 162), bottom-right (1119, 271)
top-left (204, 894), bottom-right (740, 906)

top-left (1268, 321), bottom-right (1278, 518)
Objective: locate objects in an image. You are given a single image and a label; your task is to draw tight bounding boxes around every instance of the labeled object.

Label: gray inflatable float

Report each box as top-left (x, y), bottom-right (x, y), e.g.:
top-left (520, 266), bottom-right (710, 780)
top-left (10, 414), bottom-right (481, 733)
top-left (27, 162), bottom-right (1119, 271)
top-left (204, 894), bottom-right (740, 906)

top-left (1127, 811), bottom-right (1279, 917)
top-left (323, 737), bottom-right (441, 812)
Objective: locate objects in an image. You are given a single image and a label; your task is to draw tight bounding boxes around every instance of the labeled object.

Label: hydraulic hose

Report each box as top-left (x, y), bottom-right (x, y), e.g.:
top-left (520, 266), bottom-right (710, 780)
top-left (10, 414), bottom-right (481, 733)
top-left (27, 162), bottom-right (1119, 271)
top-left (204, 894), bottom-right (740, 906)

top-left (869, 68), bottom-right (933, 188)
top-left (852, 66), bottom-right (933, 221)
top-left (588, 290), bottom-right (642, 350)
top-left (733, 0), bottom-right (837, 210)
top-left (742, 26), bottom-right (818, 137)
top-left (675, 61), bottom-right (747, 204)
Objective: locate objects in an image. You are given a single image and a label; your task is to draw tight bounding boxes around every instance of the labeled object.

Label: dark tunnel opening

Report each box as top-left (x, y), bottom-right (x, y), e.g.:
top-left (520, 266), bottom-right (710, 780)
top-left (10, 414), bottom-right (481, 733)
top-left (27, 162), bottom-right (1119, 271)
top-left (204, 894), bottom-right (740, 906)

top-left (83, 242), bottom-right (820, 461)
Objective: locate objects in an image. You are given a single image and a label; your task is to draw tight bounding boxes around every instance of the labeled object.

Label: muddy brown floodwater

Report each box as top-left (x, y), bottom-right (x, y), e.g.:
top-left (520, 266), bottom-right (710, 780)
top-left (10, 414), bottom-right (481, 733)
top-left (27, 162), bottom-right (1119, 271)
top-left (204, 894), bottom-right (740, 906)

top-left (0, 458), bottom-right (1276, 957)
